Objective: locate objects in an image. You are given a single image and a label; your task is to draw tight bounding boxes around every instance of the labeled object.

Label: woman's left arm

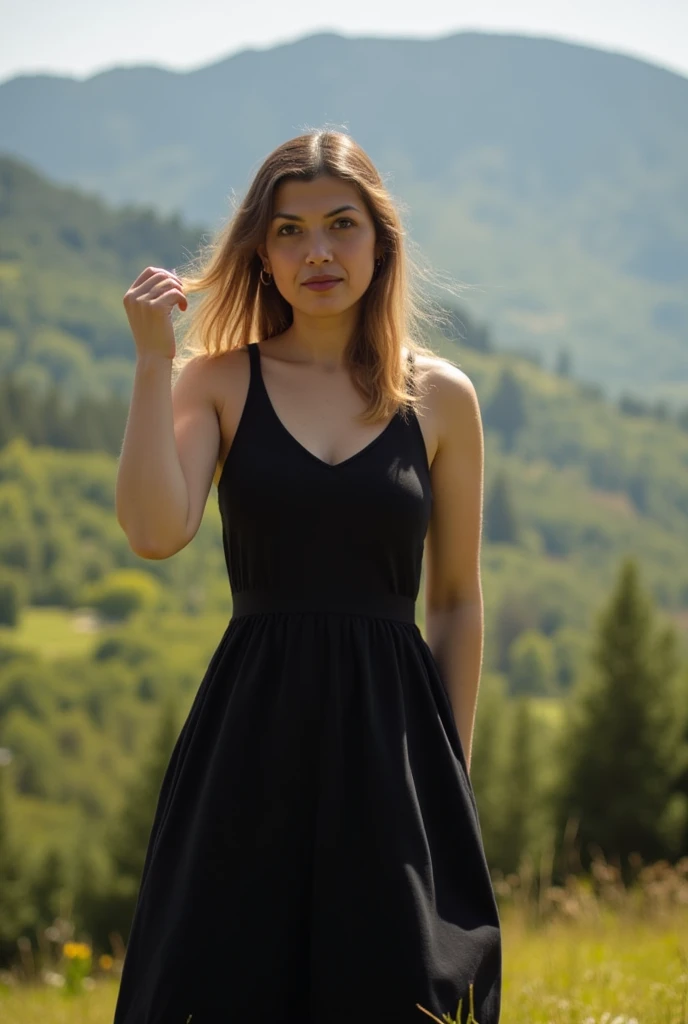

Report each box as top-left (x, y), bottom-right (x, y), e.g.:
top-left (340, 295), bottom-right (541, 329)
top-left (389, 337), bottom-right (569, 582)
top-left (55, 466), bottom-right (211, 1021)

top-left (423, 360), bottom-right (485, 775)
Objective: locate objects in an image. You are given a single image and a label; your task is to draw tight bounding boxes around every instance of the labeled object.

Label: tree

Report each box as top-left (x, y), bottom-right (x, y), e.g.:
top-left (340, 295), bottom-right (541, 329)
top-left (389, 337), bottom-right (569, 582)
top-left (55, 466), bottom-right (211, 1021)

top-left (103, 698), bottom-right (180, 938)
top-left (32, 846), bottom-right (70, 928)
top-left (484, 470), bottom-right (519, 544)
top-left (440, 304), bottom-right (494, 354)
top-left (0, 749), bottom-right (33, 963)
top-left (555, 348), bottom-right (572, 377)
top-left (482, 367), bottom-right (527, 452)
top-left (498, 697), bottom-right (538, 875)
top-left (0, 572), bottom-right (23, 627)
top-left (555, 558), bottom-right (687, 879)
top-left (469, 673), bottom-right (507, 868)
top-left (86, 569), bottom-right (161, 622)
top-left (508, 630), bottom-right (556, 696)
top-left (493, 590), bottom-right (540, 673)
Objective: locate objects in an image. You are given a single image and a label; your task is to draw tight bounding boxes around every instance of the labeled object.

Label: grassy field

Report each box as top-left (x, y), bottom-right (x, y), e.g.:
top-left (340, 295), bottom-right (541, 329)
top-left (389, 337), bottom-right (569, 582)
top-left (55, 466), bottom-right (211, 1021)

top-left (0, 607), bottom-right (100, 660)
top-left (1, 901), bottom-right (687, 1024)
top-left (0, 603), bottom-right (232, 676)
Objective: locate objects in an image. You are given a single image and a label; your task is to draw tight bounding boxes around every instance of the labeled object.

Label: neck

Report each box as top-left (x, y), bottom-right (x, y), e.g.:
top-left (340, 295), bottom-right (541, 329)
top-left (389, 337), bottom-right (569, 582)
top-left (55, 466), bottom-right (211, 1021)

top-left (282, 305), bottom-right (361, 368)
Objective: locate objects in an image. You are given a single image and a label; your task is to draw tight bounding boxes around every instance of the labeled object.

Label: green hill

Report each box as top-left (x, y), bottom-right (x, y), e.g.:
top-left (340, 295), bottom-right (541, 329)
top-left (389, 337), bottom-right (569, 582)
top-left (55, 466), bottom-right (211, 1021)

top-left (0, 158), bottom-right (687, 912)
top-left (0, 156), bottom-right (204, 398)
top-left (1, 31), bottom-right (687, 400)
top-left (0, 154), bottom-right (687, 654)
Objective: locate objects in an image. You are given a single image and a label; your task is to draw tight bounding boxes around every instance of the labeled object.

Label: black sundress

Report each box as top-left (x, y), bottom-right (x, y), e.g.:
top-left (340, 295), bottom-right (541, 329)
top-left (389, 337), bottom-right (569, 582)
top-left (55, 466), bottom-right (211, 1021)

top-left (112, 341), bottom-right (502, 1024)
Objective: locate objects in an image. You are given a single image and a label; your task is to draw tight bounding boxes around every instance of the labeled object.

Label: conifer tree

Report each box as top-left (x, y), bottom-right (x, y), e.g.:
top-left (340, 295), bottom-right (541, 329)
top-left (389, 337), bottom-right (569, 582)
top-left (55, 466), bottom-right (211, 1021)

top-left (483, 368), bottom-right (527, 452)
top-left (556, 558), bottom-right (686, 878)
top-left (555, 348), bottom-right (572, 377)
top-left (0, 748), bottom-right (32, 960)
top-left (497, 697), bottom-right (537, 874)
top-left (508, 630), bottom-right (556, 696)
top-left (469, 673), bottom-right (507, 868)
top-left (32, 846), bottom-right (70, 928)
top-left (484, 470), bottom-right (519, 544)
top-left (79, 698), bottom-right (181, 947)
top-left (109, 696), bottom-right (180, 895)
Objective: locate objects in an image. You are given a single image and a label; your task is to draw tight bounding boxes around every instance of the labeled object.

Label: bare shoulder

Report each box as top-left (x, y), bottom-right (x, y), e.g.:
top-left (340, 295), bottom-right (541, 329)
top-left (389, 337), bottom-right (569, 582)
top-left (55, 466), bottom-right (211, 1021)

top-left (414, 351), bottom-right (478, 404)
top-left (411, 352), bottom-right (481, 461)
top-left (200, 347), bottom-right (253, 465)
top-left (173, 347), bottom-right (248, 426)
top-left (173, 346), bottom-right (248, 402)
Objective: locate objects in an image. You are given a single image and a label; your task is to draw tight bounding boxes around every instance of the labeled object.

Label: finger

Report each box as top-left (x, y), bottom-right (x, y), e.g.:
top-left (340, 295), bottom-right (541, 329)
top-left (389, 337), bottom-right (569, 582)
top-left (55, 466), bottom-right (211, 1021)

top-left (131, 266), bottom-right (184, 290)
top-left (130, 266), bottom-right (167, 288)
top-left (129, 272), bottom-right (182, 301)
top-left (149, 288), bottom-right (188, 311)
top-left (146, 283), bottom-right (187, 309)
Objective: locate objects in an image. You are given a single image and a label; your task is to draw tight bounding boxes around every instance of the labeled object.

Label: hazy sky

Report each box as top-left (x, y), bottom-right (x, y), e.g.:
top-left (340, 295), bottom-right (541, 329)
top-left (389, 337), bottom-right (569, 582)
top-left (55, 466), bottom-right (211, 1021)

top-left (3, 0), bottom-right (688, 85)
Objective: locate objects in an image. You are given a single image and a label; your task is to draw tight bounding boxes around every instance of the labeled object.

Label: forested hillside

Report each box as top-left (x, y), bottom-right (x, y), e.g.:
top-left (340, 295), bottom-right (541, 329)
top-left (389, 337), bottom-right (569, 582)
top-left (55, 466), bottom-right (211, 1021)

top-left (0, 156), bottom-right (204, 398)
top-left (0, 157), bottom-right (687, 967)
top-left (2, 31), bottom-right (687, 400)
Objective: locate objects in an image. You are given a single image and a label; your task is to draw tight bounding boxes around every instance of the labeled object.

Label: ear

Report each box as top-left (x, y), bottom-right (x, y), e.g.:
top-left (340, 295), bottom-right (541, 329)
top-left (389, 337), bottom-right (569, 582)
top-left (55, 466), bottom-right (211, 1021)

top-left (256, 243), bottom-right (268, 267)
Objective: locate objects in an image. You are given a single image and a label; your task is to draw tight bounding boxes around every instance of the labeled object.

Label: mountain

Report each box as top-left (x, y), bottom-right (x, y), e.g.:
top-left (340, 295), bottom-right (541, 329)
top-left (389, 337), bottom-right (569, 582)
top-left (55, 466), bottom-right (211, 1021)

top-left (1, 31), bottom-right (687, 402)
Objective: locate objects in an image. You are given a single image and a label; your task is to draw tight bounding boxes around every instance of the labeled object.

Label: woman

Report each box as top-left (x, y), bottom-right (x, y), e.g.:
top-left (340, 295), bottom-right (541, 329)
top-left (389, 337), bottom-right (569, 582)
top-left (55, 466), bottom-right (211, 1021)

top-left (114, 130), bottom-right (501, 1024)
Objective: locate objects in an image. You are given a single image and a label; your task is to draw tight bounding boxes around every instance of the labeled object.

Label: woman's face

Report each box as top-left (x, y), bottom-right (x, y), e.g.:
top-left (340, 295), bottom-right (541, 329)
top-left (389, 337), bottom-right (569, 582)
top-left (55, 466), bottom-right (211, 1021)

top-left (257, 174), bottom-right (381, 319)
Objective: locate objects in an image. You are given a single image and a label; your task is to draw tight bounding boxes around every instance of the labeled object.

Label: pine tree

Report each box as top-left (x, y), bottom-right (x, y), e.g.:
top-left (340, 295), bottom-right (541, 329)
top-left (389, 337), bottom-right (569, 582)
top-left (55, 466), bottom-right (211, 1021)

top-left (469, 673), bottom-right (507, 868)
top-left (508, 630), bottom-right (556, 696)
top-left (84, 698), bottom-right (181, 946)
top-left (0, 748), bottom-right (32, 960)
top-left (498, 697), bottom-right (537, 874)
top-left (32, 846), bottom-right (70, 928)
top-left (556, 558), bottom-right (687, 878)
top-left (109, 697), bottom-right (180, 893)
top-left (555, 348), bottom-right (572, 377)
top-left (484, 470), bottom-right (519, 544)
top-left (483, 368), bottom-right (527, 452)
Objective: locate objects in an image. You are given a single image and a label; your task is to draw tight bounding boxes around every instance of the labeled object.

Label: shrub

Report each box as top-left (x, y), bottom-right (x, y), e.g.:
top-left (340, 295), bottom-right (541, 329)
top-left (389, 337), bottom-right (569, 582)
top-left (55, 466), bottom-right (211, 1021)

top-left (85, 569), bottom-right (161, 622)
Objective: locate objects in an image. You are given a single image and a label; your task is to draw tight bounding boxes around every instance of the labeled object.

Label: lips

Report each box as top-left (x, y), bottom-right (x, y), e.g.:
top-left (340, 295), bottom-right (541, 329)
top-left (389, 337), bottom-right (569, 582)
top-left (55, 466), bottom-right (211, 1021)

top-left (302, 277), bottom-right (342, 292)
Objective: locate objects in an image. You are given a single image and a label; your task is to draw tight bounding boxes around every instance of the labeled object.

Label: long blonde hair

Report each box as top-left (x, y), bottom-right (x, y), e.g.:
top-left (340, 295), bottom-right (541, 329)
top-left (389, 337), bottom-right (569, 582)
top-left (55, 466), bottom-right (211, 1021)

top-left (174, 129), bottom-right (441, 422)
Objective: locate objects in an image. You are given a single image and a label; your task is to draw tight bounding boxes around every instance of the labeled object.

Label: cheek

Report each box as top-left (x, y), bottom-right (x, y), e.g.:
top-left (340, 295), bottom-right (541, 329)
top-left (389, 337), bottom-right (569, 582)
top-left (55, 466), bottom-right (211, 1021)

top-left (271, 244), bottom-right (301, 275)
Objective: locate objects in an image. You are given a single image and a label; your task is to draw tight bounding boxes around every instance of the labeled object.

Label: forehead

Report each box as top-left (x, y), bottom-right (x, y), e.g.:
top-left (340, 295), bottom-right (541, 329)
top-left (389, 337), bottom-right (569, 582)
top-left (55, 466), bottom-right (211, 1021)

top-left (272, 174), bottom-right (366, 216)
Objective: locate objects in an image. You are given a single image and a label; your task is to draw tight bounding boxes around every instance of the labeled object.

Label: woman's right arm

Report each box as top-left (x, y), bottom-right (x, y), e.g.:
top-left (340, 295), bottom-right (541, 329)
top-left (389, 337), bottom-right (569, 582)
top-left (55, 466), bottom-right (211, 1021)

top-left (116, 266), bottom-right (220, 560)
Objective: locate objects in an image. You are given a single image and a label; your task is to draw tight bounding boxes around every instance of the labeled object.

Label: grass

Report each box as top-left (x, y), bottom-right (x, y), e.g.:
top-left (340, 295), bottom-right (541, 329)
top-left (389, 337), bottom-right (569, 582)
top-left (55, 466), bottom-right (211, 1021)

top-left (2, 855), bottom-right (688, 1022)
top-left (0, 608), bottom-right (99, 659)
top-left (1, 902), bottom-right (687, 1023)
top-left (498, 905), bottom-right (688, 1023)
top-left (0, 604), bottom-right (230, 675)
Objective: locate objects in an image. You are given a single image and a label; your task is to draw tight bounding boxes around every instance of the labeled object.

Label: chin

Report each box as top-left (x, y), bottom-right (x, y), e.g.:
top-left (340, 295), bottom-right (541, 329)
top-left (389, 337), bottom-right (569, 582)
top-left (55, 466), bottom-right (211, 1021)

top-left (294, 292), bottom-right (363, 316)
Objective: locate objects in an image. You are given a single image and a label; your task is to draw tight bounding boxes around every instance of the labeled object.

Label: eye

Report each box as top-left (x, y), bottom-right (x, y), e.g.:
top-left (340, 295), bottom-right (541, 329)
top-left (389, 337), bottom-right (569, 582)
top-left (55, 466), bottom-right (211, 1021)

top-left (276, 223), bottom-right (299, 236)
top-left (333, 217), bottom-right (355, 229)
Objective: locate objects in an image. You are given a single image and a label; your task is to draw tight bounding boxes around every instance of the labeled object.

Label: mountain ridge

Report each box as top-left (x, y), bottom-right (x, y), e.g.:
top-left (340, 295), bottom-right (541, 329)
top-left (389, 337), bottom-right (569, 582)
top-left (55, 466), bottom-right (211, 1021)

top-left (6, 30), bottom-right (687, 86)
top-left (1, 31), bottom-right (686, 399)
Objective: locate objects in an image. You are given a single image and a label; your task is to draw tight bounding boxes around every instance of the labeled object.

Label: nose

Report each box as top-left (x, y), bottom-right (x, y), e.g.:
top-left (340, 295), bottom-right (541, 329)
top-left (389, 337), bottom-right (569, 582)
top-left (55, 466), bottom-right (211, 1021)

top-left (305, 230), bottom-right (333, 265)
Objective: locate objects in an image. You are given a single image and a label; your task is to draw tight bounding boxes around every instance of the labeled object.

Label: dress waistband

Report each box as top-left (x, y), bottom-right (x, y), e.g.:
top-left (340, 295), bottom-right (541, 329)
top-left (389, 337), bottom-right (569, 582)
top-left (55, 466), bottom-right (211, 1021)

top-left (230, 589), bottom-right (416, 624)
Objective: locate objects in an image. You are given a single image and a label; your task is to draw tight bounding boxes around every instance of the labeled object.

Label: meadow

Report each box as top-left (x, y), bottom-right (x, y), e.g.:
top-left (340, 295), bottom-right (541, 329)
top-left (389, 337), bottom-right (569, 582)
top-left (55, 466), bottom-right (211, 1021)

top-left (1, 857), bottom-right (687, 1024)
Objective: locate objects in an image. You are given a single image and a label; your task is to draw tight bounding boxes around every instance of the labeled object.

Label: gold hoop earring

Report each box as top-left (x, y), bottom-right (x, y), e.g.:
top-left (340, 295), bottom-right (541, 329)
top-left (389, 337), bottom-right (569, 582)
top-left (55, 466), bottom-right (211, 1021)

top-left (260, 268), bottom-right (272, 286)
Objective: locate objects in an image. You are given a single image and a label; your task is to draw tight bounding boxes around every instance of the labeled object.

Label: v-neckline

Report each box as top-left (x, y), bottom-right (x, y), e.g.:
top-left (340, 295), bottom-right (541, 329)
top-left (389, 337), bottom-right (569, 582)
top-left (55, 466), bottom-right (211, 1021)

top-left (254, 345), bottom-right (402, 471)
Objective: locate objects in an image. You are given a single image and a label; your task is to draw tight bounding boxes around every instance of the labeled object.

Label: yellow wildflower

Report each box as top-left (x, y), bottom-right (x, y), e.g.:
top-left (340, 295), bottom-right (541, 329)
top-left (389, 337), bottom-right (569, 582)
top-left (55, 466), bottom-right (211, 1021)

top-left (63, 941), bottom-right (92, 960)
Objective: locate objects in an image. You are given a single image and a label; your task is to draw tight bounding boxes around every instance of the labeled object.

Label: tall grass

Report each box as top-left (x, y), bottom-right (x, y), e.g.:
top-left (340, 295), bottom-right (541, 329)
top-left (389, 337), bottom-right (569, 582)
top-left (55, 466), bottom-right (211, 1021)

top-left (1, 853), bottom-right (687, 1023)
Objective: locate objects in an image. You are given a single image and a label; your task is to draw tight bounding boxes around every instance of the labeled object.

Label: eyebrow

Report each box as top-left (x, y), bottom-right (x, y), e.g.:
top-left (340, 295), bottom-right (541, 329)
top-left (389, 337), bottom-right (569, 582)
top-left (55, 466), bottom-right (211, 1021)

top-left (271, 204), bottom-right (360, 222)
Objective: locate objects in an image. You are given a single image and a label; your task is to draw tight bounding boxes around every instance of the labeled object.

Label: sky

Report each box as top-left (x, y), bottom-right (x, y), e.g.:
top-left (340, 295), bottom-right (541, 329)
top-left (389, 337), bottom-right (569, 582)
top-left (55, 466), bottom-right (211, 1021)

top-left (2, 0), bottom-right (688, 85)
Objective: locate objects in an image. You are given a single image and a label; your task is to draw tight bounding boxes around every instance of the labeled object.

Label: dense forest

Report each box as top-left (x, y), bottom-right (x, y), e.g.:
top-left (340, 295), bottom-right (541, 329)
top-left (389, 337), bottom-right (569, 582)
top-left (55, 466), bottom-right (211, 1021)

top-left (0, 155), bottom-right (687, 966)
